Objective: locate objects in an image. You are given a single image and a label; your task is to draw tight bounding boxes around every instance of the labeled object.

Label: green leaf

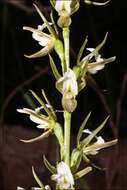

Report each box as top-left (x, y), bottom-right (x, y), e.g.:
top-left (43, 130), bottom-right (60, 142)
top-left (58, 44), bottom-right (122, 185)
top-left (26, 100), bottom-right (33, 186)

top-left (74, 166), bottom-right (92, 180)
top-left (77, 112), bottom-right (91, 147)
top-left (43, 155), bottom-right (56, 174)
top-left (48, 54), bottom-right (61, 80)
top-left (81, 116), bottom-right (110, 147)
top-left (77, 36), bottom-right (88, 65)
top-left (32, 166), bottom-right (45, 189)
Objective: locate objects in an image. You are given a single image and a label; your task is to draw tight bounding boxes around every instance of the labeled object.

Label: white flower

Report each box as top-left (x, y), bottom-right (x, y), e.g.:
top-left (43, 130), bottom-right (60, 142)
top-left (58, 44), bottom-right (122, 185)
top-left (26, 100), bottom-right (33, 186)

top-left (23, 4), bottom-right (56, 58)
top-left (17, 107), bottom-right (50, 129)
top-left (51, 161), bottom-right (74, 189)
top-left (54, 0), bottom-right (79, 16)
top-left (83, 129), bottom-right (117, 155)
top-left (87, 48), bottom-right (105, 74)
top-left (55, 0), bottom-right (72, 15)
top-left (57, 69), bottom-right (78, 96)
top-left (23, 25), bottom-right (55, 58)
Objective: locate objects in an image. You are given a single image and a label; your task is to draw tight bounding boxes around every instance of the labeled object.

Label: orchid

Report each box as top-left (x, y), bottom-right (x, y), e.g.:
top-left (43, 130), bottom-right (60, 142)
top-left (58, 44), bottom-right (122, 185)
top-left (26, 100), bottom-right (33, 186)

top-left (50, 0), bottom-right (79, 28)
top-left (56, 69), bottom-right (78, 112)
top-left (23, 25), bottom-right (55, 58)
top-left (83, 129), bottom-right (118, 155)
top-left (17, 107), bottom-right (51, 129)
top-left (17, 90), bottom-right (58, 143)
top-left (51, 161), bottom-right (74, 189)
top-left (54, 0), bottom-right (79, 16)
top-left (17, 106), bottom-right (55, 143)
top-left (23, 4), bottom-right (57, 58)
top-left (56, 68), bottom-right (78, 96)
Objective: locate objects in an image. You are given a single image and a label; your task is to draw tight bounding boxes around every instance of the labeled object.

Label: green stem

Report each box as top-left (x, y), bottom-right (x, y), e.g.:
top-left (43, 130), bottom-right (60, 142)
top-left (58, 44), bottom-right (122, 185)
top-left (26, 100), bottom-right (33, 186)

top-left (63, 27), bottom-right (70, 71)
top-left (64, 111), bottom-right (71, 166)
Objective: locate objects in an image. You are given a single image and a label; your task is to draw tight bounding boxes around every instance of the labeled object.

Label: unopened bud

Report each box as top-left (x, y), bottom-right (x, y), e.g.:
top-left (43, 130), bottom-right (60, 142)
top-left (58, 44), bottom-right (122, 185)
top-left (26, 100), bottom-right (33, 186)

top-left (57, 15), bottom-right (71, 28)
top-left (62, 91), bottom-right (77, 113)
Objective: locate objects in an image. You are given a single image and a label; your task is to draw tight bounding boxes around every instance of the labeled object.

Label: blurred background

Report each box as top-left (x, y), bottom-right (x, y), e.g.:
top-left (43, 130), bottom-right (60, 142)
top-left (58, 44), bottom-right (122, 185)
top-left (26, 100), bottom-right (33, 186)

top-left (0, 0), bottom-right (127, 189)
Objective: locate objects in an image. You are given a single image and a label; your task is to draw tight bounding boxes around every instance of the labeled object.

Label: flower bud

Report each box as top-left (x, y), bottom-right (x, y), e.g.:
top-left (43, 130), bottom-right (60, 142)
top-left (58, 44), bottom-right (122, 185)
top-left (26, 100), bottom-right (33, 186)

top-left (57, 15), bottom-right (71, 28)
top-left (62, 91), bottom-right (77, 113)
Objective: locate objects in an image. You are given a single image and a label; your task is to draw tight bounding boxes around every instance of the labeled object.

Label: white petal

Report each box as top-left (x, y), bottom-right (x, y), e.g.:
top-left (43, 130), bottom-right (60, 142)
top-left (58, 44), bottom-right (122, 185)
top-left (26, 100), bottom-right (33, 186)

top-left (64, 1), bottom-right (72, 14)
top-left (86, 150), bottom-right (99, 155)
top-left (83, 129), bottom-right (92, 135)
top-left (17, 108), bottom-right (34, 114)
top-left (55, 0), bottom-right (72, 15)
top-left (17, 187), bottom-right (25, 190)
top-left (17, 108), bottom-right (26, 113)
top-left (88, 64), bottom-right (105, 74)
top-left (37, 23), bottom-right (52, 31)
top-left (95, 136), bottom-right (105, 144)
top-left (86, 48), bottom-right (95, 52)
top-left (32, 33), bottom-right (50, 46)
top-left (45, 185), bottom-right (51, 190)
top-left (55, 1), bottom-right (64, 12)
top-left (36, 124), bottom-right (48, 129)
top-left (29, 115), bottom-right (48, 125)
top-left (57, 162), bottom-right (74, 187)
top-left (63, 69), bottom-right (78, 96)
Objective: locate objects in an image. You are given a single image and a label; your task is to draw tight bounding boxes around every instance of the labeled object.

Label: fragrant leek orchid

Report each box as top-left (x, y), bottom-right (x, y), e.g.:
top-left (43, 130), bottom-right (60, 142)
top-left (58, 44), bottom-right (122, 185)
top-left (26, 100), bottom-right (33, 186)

top-left (17, 107), bottom-right (51, 129)
top-left (86, 48), bottom-right (115, 74)
top-left (50, 0), bottom-right (79, 27)
top-left (51, 161), bottom-right (74, 189)
top-left (17, 90), bottom-right (57, 143)
top-left (23, 4), bottom-right (57, 58)
top-left (56, 69), bottom-right (78, 112)
top-left (83, 129), bottom-right (118, 155)
top-left (56, 68), bottom-right (78, 96)
top-left (23, 25), bottom-right (55, 58)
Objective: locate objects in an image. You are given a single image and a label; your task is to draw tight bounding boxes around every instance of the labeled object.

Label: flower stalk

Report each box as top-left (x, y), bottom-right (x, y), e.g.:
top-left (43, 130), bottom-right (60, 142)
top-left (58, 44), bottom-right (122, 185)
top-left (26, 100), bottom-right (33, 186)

top-left (64, 111), bottom-right (71, 166)
top-left (63, 27), bottom-right (70, 71)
